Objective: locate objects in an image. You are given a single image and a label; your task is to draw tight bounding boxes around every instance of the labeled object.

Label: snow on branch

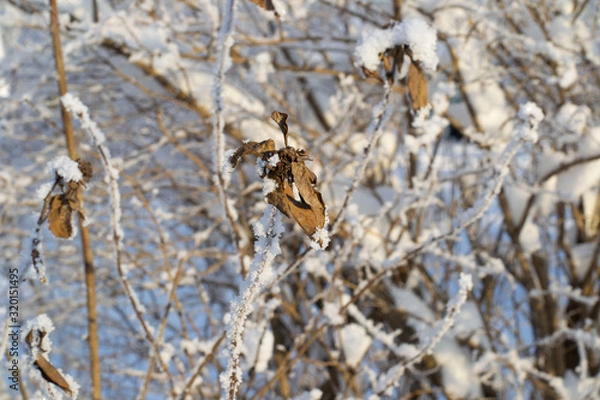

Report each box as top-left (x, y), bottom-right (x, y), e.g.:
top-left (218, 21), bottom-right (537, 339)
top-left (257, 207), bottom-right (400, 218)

top-left (344, 102), bottom-right (543, 322)
top-left (355, 18), bottom-right (439, 72)
top-left (61, 93), bottom-right (121, 245)
top-left (332, 83), bottom-right (393, 232)
top-left (450, 102), bottom-right (542, 233)
top-left (220, 204), bottom-right (284, 400)
top-left (530, 284), bottom-right (599, 307)
top-left (375, 273), bottom-right (473, 396)
top-left (178, 333), bottom-right (226, 399)
top-left (211, 0), bottom-right (250, 275)
top-left (61, 93), bottom-right (175, 392)
top-left (47, 156), bottom-right (84, 183)
top-left (212, 0), bottom-right (237, 196)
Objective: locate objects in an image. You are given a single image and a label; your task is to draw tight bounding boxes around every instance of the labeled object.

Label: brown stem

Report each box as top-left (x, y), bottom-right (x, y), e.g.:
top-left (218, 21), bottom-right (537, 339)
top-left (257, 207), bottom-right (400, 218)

top-left (49, 1), bottom-right (102, 398)
top-left (92, 0), bottom-right (99, 22)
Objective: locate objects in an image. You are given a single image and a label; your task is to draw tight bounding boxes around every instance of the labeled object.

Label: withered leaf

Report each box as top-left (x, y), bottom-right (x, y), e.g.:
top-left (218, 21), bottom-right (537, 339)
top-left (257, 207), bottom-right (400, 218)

top-left (383, 46), bottom-right (404, 83)
top-left (230, 113), bottom-right (329, 247)
top-left (264, 147), bottom-right (327, 246)
top-left (282, 161), bottom-right (325, 240)
top-left (34, 354), bottom-right (72, 395)
top-left (407, 62), bottom-right (428, 111)
top-left (271, 111), bottom-right (288, 135)
top-left (66, 184), bottom-right (84, 215)
top-left (48, 194), bottom-right (73, 239)
top-left (361, 66), bottom-right (383, 83)
top-left (77, 158), bottom-right (93, 185)
top-left (249, 0), bottom-right (274, 11)
top-left (26, 328), bottom-right (72, 395)
top-left (229, 139), bottom-right (276, 168)
top-left (271, 110), bottom-right (289, 146)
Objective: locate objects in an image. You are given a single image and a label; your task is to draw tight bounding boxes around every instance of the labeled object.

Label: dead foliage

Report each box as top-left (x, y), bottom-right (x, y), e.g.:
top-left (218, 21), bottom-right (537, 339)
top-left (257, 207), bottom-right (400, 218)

top-left (40, 158), bottom-right (93, 239)
top-left (229, 111), bottom-right (328, 247)
top-left (46, 159), bottom-right (92, 239)
top-left (406, 62), bottom-right (428, 111)
top-left (249, 0), bottom-right (274, 11)
top-left (26, 328), bottom-right (73, 395)
top-left (360, 32), bottom-right (429, 113)
top-left (30, 158), bottom-right (92, 282)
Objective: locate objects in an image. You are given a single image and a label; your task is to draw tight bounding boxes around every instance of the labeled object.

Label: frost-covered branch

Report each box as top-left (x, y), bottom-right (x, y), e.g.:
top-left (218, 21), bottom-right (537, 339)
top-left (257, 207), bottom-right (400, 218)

top-left (212, 0), bottom-right (236, 186)
top-left (61, 93), bottom-right (176, 394)
top-left (375, 273), bottom-right (473, 396)
top-left (24, 181), bottom-right (57, 284)
top-left (331, 82), bottom-right (393, 232)
top-left (343, 102), bottom-right (544, 312)
top-left (211, 0), bottom-right (249, 275)
top-left (220, 204), bottom-right (284, 400)
top-left (179, 332), bottom-right (226, 400)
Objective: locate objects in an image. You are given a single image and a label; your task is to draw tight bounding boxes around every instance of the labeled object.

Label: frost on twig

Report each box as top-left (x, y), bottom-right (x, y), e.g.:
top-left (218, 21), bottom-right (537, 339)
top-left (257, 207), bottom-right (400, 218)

top-left (25, 314), bottom-right (80, 399)
top-left (212, 0), bottom-right (237, 198)
top-left (331, 83), bottom-right (393, 232)
top-left (450, 102), bottom-right (542, 233)
top-left (375, 273), bottom-right (473, 396)
top-left (221, 205), bottom-right (284, 400)
top-left (61, 93), bottom-right (122, 246)
top-left (62, 93), bottom-right (175, 390)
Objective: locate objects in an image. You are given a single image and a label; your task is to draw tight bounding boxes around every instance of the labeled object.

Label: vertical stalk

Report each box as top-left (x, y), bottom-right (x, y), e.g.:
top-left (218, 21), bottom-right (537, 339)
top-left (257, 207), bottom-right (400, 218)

top-left (92, 0), bottom-right (99, 22)
top-left (49, 1), bottom-right (102, 398)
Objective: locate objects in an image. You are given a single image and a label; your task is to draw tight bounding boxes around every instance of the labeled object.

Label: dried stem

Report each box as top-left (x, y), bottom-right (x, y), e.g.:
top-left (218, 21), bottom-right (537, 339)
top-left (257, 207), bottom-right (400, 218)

top-left (49, 0), bottom-right (101, 397)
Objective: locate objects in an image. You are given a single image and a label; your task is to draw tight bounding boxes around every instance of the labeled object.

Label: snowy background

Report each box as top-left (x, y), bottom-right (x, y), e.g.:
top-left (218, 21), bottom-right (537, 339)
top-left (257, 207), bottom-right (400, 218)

top-left (1, 0), bottom-right (599, 399)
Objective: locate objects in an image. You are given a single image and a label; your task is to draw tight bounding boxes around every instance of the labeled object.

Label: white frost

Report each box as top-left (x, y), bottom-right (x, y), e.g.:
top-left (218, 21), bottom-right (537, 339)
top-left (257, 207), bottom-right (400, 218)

top-left (291, 389), bottom-right (323, 400)
top-left (355, 18), bottom-right (438, 72)
top-left (340, 323), bottom-right (372, 368)
top-left (47, 156), bottom-right (83, 183)
top-left (221, 205), bottom-right (284, 399)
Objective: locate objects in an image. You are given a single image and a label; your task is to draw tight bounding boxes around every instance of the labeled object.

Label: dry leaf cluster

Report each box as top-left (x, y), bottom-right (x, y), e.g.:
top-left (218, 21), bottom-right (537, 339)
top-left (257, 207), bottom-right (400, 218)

top-left (26, 328), bottom-right (73, 395)
top-left (44, 159), bottom-right (93, 239)
top-left (362, 40), bottom-right (429, 112)
top-left (229, 111), bottom-right (328, 247)
top-left (249, 0), bottom-right (274, 12)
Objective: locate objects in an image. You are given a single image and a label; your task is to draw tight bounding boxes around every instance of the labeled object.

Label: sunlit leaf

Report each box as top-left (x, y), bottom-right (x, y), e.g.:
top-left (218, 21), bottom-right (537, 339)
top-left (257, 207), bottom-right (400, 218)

top-left (48, 194), bottom-right (73, 239)
top-left (407, 62), bottom-right (428, 111)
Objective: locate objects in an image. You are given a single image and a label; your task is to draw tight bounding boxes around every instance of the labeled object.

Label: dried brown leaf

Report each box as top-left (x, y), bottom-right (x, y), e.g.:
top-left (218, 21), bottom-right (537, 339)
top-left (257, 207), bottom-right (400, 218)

top-left (361, 66), bottom-right (383, 83)
top-left (77, 158), bottom-right (93, 185)
top-left (249, 0), bottom-right (274, 11)
top-left (230, 114), bottom-right (328, 246)
top-left (34, 354), bottom-right (72, 395)
top-left (271, 110), bottom-right (289, 147)
top-left (265, 148), bottom-right (326, 244)
top-left (229, 139), bottom-right (276, 168)
top-left (286, 162), bottom-right (326, 238)
top-left (26, 328), bottom-right (71, 395)
top-left (271, 111), bottom-right (288, 136)
top-left (48, 194), bottom-right (73, 239)
top-left (382, 54), bottom-right (393, 82)
top-left (407, 62), bottom-right (428, 111)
